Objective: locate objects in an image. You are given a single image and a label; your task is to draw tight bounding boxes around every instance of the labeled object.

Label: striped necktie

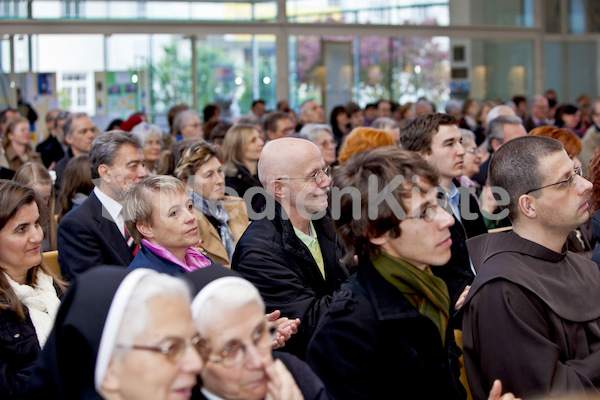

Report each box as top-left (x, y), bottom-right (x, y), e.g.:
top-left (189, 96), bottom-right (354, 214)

top-left (124, 227), bottom-right (140, 256)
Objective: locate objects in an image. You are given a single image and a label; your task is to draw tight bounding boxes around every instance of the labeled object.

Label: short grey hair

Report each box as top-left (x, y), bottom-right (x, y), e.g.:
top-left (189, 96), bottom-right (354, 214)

top-left (487, 115), bottom-right (523, 153)
top-left (131, 122), bottom-right (164, 146)
top-left (236, 115), bottom-right (261, 126)
top-left (298, 123), bottom-right (332, 143)
top-left (172, 109), bottom-right (199, 136)
top-left (485, 105), bottom-right (517, 126)
top-left (371, 117), bottom-right (399, 131)
top-left (299, 99), bottom-right (317, 116)
top-left (192, 279), bottom-right (264, 335)
top-left (113, 273), bottom-right (191, 354)
top-left (122, 175), bottom-right (187, 244)
top-left (63, 112), bottom-right (89, 138)
top-left (89, 130), bottom-right (142, 180)
top-left (445, 99), bottom-right (463, 115)
top-left (458, 128), bottom-right (476, 147)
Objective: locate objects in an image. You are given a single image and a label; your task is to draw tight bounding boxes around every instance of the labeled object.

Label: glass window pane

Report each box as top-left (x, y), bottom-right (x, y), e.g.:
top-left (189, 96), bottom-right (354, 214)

top-left (568, 0), bottom-right (600, 34)
top-left (13, 35), bottom-right (29, 73)
top-left (288, 0), bottom-right (449, 25)
top-left (290, 33), bottom-right (451, 115)
top-left (394, 36), bottom-right (449, 109)
top-left (566, 42), bottom-right (597, 101)
top-left (32, 34), bottom-right (104, 116)
top-left (481, 0), bottom-right (533, 27)
top-left (196, 34), bottom-right (276, 120)
top-left (544, 42), bottom-right (563, 101)
top-left (545, 0), bottom-right (561, 33)
top-left (289, 35), bottom-right (323, 111)
top-left (31, 1), bottom-right (277, 21)
top-left (473, 39), bottom-right (533, 101)
top-left (0, 0), bottom-right (28, 19)
top-left (149, 35), bottom-right (192, 121)
top-left (287, 0), bottom-right (533, 26)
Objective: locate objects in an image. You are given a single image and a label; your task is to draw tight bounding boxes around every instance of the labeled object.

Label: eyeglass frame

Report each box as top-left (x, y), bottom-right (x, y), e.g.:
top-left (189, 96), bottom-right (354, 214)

top-left (277, 165), bottom-right (332, 186)
top-left (207, 325), bottom-right (277, 368)
top-left (116, 334), bottom-right (208, 363)
top-left (404, 193), bottom-right (450, 223)
top-left (524, 165), bottom-right (583, 195)
top-left (465, 147), bottom-right (483, 155)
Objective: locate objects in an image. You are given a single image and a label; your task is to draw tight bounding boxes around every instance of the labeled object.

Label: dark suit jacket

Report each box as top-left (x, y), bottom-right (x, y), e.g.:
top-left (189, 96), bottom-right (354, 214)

top-left (53, 148), bottom-right (73, 192)
top-left (35, 136), bottom-right (65, 169)
top-left (431, 180), bottom-right (488, 313)
top-left (523, 116), bottom-right (547, 133)
top-left (57, 191), bottom-right (134, 280)
top-left (471, 156), bottom-right (490, 187)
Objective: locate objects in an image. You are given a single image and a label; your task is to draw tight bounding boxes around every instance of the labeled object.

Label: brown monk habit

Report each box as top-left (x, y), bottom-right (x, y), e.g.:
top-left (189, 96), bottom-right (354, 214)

top-left (462, 231), bottom-right (600, 400)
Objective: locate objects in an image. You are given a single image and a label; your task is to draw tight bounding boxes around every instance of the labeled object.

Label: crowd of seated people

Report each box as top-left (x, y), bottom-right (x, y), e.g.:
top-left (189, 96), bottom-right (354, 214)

top-left (2, 91), bottom-right (600, 400)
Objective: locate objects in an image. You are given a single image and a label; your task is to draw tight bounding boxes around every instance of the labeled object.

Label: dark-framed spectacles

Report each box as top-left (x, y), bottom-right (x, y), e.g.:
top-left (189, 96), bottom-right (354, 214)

top-left (279, 165), bottom-right (332, 186)
top-left (117, 334), bottom-right (208, 363)
top-left (405, 193), bottom-right (449, 223)
top-left (524, 165), bottom-right (582, 195)
top-left (208, 325), bottom-right (276, 367)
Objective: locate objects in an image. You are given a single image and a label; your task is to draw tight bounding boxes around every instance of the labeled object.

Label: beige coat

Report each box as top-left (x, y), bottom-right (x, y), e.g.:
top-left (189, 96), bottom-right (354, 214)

top-left (195, 196), bottom-right (250, 268)
top-left (4, 145), bottom-right (43, 171)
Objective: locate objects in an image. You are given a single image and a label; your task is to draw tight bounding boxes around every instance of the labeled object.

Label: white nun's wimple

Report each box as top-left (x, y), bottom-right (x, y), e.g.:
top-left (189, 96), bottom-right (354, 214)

top-left (190, 276), bottom-right (256, 319)
top-left (94, 268), bottom-right (157, 391)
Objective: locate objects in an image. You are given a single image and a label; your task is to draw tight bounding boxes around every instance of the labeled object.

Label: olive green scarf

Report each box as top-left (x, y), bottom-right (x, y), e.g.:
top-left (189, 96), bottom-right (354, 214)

top-left (373, 253), bottom-right (451, 345)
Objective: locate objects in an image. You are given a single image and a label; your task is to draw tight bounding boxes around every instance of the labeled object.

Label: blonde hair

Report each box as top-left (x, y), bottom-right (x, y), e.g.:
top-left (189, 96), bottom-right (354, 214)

top-left (222, 124), bottom-right (260, 176)
top-left (123, 176), bottom-right (188, 243)
top-left (2, 116), bottom-right (29, 150)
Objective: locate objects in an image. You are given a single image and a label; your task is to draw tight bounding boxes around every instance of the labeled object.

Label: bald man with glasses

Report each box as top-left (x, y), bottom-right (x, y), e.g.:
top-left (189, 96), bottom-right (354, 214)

top-left (232, 137), bottom-right (349, 360)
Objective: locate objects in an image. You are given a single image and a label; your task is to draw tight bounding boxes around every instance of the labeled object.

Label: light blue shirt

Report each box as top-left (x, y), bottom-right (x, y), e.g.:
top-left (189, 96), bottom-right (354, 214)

top-left (448, 182), bottom-right (461, 222)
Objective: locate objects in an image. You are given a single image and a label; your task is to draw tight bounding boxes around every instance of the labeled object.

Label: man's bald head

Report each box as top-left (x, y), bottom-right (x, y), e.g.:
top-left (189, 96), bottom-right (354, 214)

top-left (258, 137), bottom-right (322, 193)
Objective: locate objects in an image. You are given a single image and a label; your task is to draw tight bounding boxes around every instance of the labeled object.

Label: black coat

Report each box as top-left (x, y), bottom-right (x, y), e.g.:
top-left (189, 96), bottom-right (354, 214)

top-left (35, 135), bottom-right (65, 169)
top-left (0, 309), bottom-right (41, 400)
top-left (523, 116), bottom-right (547, 133)
top-left (52, 148), bottom-right (73, 192)
top-left (0, 284), bottom-right (62, 400)
top-left (232, 201), bottom-right (348, 359)
top-left (23, 267), bottom-right (133, 400)
top-left (307, 263), bottom-right (465, 400)
top-left (224, 163), bottom-right (265, 215)
top-left (431, 180), bottom-right (488, 311)
top-left (57, 191), bottom-right (134, 280)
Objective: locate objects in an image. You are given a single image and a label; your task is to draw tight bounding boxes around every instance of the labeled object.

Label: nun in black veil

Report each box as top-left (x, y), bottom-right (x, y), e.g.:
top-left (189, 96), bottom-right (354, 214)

top-left (23, 266), bottom-right (205, 400)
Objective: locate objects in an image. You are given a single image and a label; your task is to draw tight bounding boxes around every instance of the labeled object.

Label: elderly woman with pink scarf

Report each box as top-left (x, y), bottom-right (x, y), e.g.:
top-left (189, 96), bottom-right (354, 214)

top-left (124, 175), bottom-right (211, 276)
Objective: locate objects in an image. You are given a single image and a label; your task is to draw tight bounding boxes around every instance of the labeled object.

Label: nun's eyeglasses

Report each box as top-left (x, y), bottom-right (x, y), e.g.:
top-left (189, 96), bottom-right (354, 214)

top-left (208, 324), bottom-right (276, 367)
top-left (118, 334), bottom-right (209, 363)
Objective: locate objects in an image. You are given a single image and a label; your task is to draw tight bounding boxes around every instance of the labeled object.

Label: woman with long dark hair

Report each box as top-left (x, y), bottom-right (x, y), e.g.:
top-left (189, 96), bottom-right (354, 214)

top-left (0, 180), bottom-right (66, 399)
